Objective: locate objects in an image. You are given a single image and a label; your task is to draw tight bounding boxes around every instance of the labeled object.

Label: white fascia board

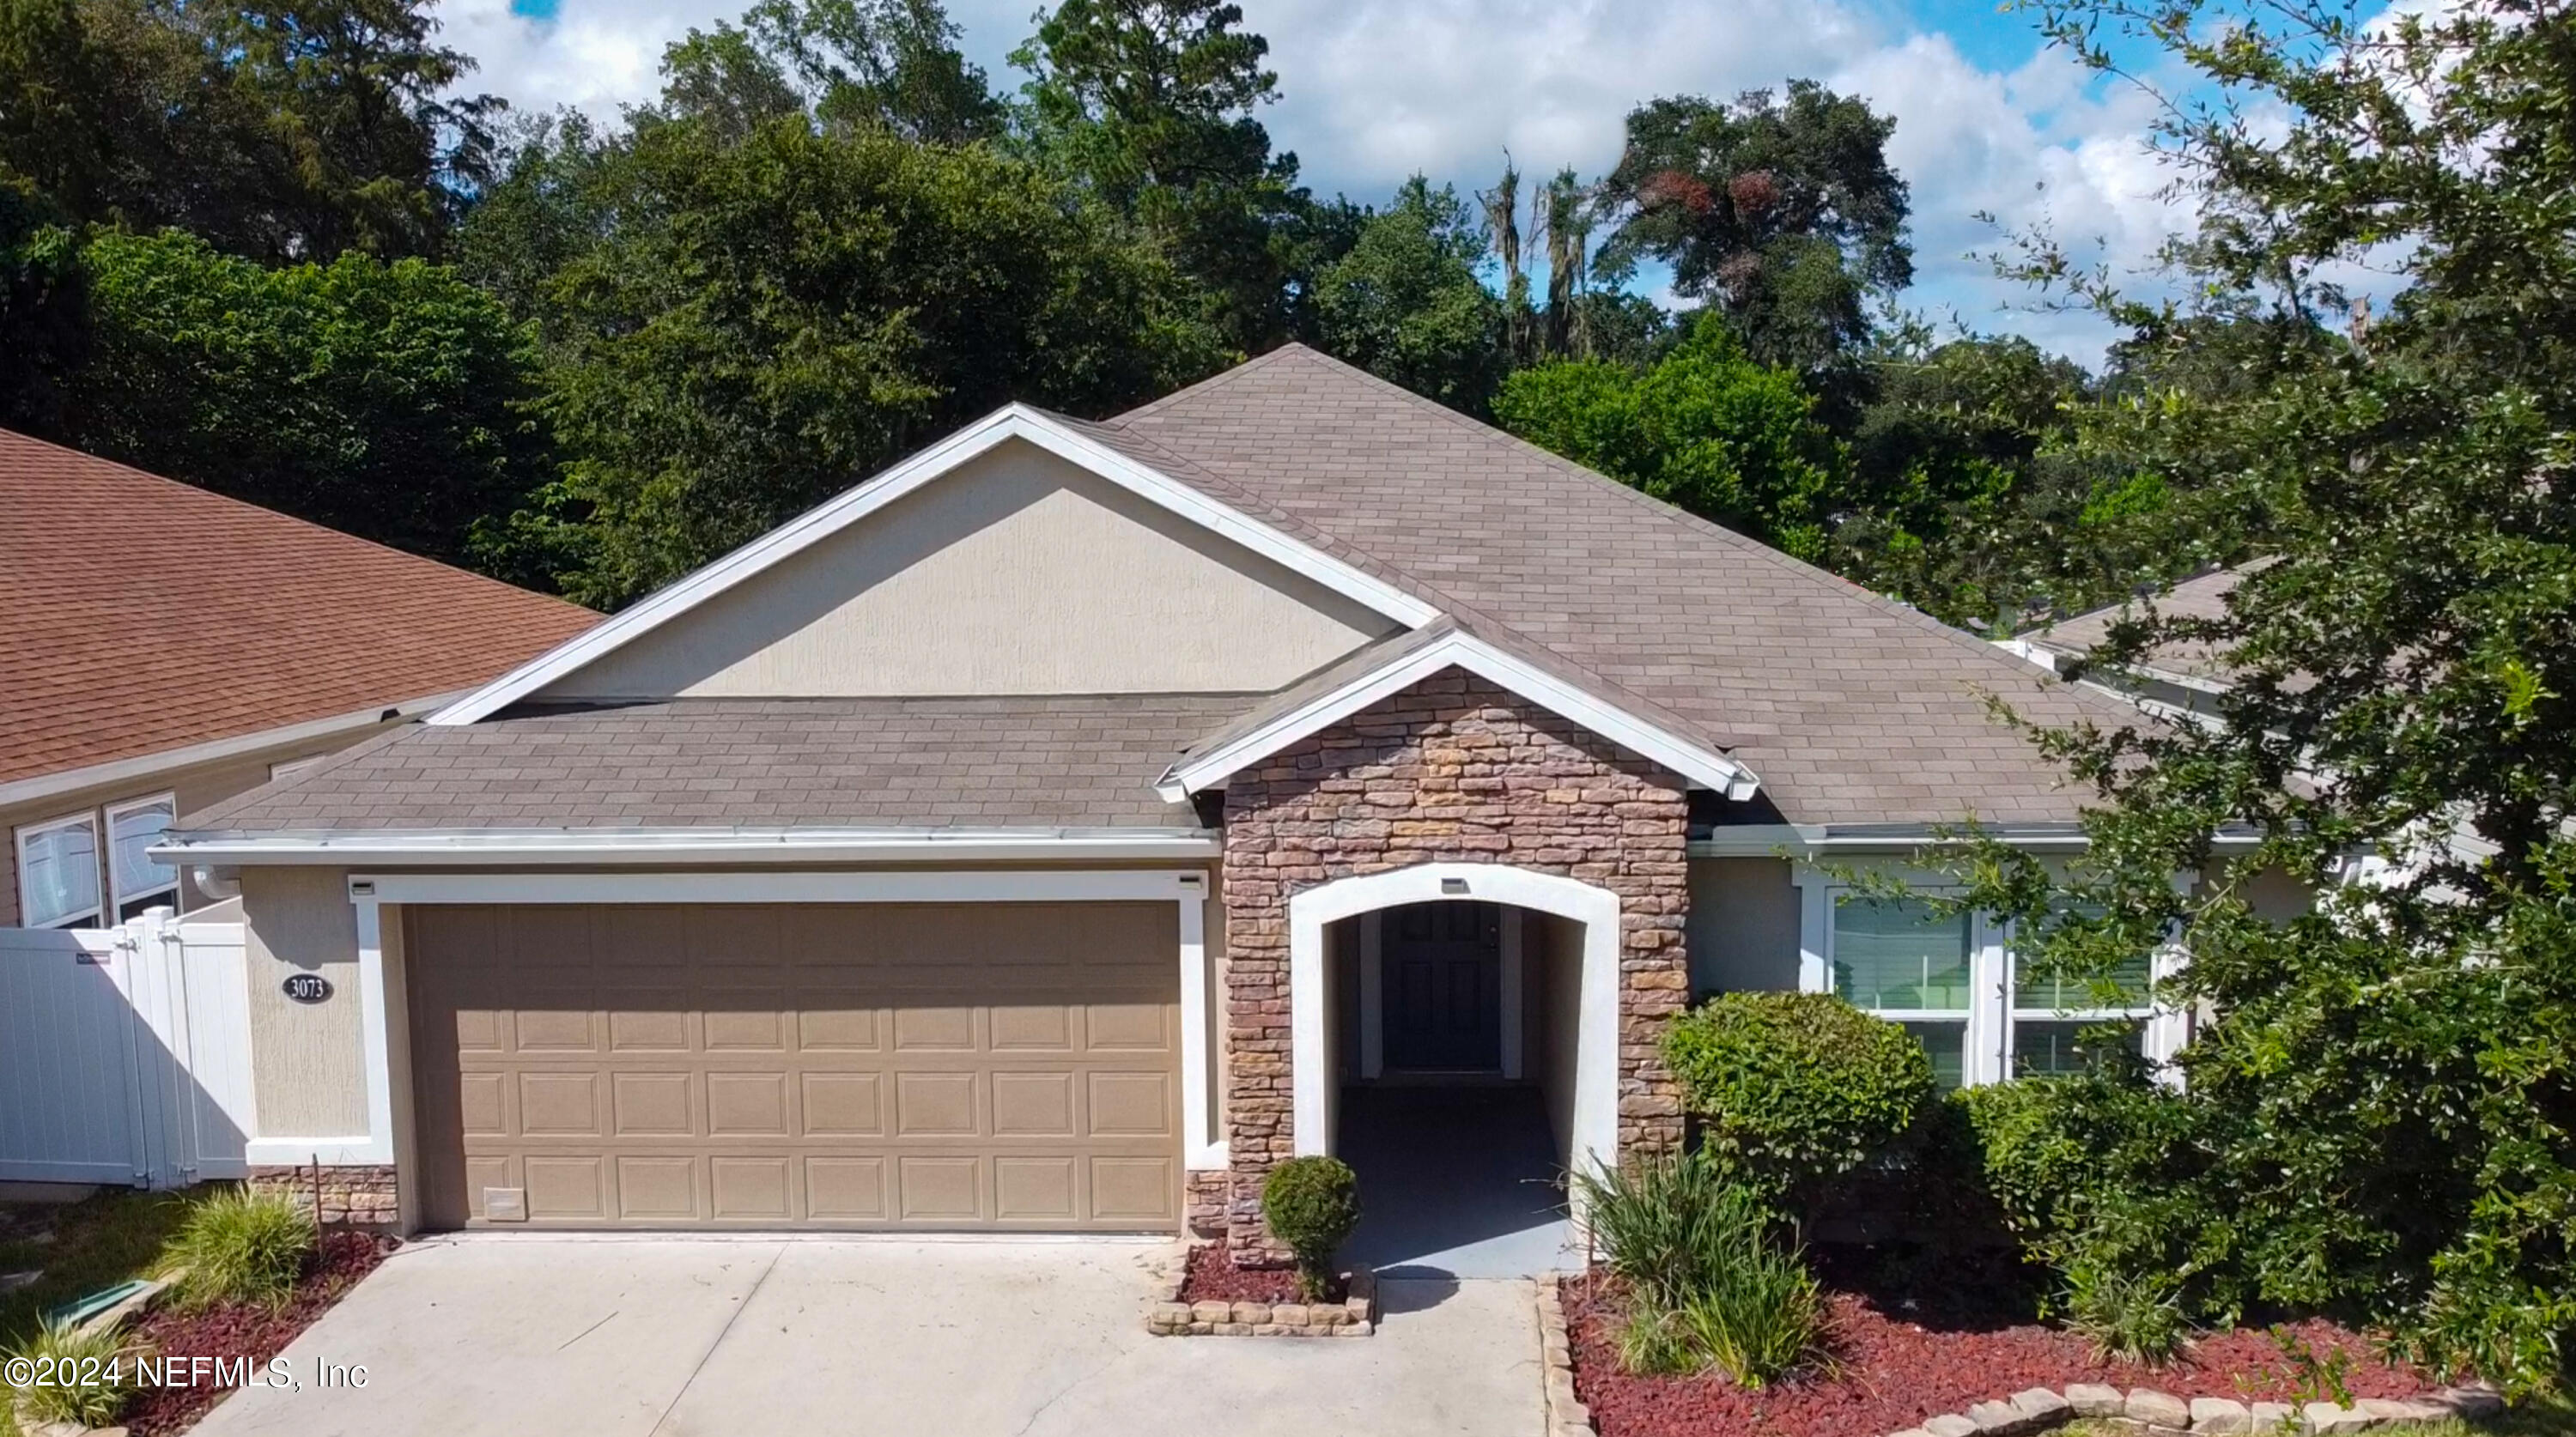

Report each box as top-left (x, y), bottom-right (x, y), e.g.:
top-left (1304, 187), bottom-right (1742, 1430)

top-left (153, 827), bottom-right (1219, 866)
top-left (0, 691), bottom-right (462, 809)
top-left (1163, 629), bottom-right (1759, 800)
top-left (428, 407), bottom-right (1437, 727)
top-left (1687, 824), bottom-right (2264, 858)
top-left (349, 869), bottom-right (1203, 906)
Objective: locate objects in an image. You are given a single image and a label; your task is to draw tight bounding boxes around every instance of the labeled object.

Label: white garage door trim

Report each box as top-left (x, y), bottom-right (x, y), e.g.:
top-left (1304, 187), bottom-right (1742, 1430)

top-left (287, 870), bottom-right (1224, 1179)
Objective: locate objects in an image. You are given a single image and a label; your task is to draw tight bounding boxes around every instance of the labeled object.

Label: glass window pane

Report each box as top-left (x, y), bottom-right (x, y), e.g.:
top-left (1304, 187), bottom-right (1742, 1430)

top-left (2012, 905), bottom-right (2151, 1010)
top-left (1832, 897), bottom-right (1971, 1011)
top-left (109, 800), bottom-right (176, 905)
top-left (18, 818), bottom-right (100, 928)
top-left (1903, 1021), bottom-right (1968, 1090)
top-left (2014, 1019), bottom-right (2145, 1077)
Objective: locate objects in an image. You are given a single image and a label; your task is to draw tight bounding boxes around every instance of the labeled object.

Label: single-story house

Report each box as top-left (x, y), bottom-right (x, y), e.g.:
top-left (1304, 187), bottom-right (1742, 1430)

top-left (0, 429), bottom-right (596, 931)
top-left (160, 345), bottom-right (2183, 1246)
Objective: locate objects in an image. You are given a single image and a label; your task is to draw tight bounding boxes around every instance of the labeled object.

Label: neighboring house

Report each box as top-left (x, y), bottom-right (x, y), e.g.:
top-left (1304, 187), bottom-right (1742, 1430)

top-left (0, 429), bottom-right (598, 931)
top-left (2006, 565), bottom-right (2251, 726)
top-left (159, 346), bottom-right (2171, 1244)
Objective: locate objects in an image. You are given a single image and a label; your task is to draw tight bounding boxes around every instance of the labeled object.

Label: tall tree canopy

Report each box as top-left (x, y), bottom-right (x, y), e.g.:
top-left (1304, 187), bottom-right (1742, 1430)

top-left (657, 0), bottom-right (1002, 142)
top-left (0, 0), bottom-right (496, 261)
top-left (1012, 0), bottom-right (1309, 349)
top-left (1312, 177), bottom-right (1504, 414)
top-left (481, 113), bottom-right (1224, 605)
top-left (1493, 312), bottom-right (1847, 560)
top-left (1935, 0), bottom-right (2576, 1390)
top-left (1599, 81), bottom-right (1911, 375)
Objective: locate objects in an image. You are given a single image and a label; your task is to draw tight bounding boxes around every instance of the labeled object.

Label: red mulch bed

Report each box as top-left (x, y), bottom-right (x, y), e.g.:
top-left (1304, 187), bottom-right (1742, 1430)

top-left (119, 1231), bottom-right (397, 1437)
top-left (1176, 1244), bottom-right (1346, 1305)
top-left (1567, 1273), bottom-right (2432, 1437)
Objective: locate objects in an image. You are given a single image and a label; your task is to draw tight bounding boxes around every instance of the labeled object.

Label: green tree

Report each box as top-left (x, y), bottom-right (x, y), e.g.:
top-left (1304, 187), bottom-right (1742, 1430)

top-left (1930, 0), bottom-right (2576, 1391)
top-left (503, 116), bottom-right (1224, 606)
top-left (1598, 82), bottom-right (1911, 374)
top-left (1493, 312), bottom-right (1847, 559)
top-left (0, 0), bottom-right (496, 262)
top-left (656, 0), bottom-right (1001, 143)
top-left (1011, 0), bottom-right (1307, 349)
top-left (1313, 177), bottom-right (1504, 413)
top-left (0, 177), bottom-right (86, 433)
top-left (57, 229), bottom-right (547, 567)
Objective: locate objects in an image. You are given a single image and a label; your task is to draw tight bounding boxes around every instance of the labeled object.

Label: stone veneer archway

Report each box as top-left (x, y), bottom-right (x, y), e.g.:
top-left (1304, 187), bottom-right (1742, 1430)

top-left (1210, 669), bottom-right (1692, 1257)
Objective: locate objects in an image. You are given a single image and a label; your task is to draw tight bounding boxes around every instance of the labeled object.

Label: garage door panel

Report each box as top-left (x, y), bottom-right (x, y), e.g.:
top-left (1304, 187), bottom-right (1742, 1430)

top-left (410, 901), bottom-right (1179, 1231)
top-left (800, 1072), bottom-right (884, 1135)
top-left (992, 1072), bottom-right (1076, 1136)
top-left (896, 1156), bottom-right (982, 1220)
top-left (615, 1156), bottom-right (701, 1221)
top-left (610, 1072), bottom-right (693, 1136)
top-left (524, 1155), bottom-right (609, 1219)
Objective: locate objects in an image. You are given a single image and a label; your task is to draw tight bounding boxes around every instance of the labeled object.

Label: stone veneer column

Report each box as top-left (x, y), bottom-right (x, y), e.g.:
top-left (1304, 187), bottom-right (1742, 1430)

top-left (1218, 670), bottom-right (1691, 1259)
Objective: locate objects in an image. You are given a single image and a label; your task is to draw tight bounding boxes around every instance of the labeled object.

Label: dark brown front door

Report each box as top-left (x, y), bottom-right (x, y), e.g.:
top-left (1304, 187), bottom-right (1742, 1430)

top-left (1382, 901), bottom-right (1502, 1071)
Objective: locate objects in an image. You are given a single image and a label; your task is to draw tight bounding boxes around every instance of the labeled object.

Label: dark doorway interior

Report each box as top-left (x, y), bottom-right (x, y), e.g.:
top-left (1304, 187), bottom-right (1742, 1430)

top-left (1382, 900), bottom-right (1501, 1071)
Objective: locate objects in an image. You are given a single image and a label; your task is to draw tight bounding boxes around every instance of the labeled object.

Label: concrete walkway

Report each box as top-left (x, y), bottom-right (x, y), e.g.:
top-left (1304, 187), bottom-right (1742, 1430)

top-left (1339, 1087), bottom-right (1582, 1280)
top-left (184, 1238), bottom-right (1544, 1437)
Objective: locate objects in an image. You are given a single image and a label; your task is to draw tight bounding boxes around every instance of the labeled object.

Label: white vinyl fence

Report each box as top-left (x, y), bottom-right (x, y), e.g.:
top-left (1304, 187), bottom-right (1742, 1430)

top-left (0, 908), bottom-right (255, 1187)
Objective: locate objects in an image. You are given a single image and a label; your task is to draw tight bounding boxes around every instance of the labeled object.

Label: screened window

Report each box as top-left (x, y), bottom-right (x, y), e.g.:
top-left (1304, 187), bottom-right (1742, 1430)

top-left (16, 814), bottom-right (101, 929)
top-left (1832, 895), bottom-right (1973, 1088)
top-left (106, 796), bottom-right (179, 919)
top-left (2008, 913), bottom-right (2154, 1077)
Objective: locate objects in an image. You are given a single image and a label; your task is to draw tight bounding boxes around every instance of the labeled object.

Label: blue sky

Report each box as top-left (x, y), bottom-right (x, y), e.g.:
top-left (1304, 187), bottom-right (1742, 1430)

top-left (441, 0), bottom-right (2219, 364)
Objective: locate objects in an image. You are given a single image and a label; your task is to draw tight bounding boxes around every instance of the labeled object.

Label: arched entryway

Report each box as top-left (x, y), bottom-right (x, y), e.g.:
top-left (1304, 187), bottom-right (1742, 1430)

top-left (1286, 863), bottom-right (1619, 1275)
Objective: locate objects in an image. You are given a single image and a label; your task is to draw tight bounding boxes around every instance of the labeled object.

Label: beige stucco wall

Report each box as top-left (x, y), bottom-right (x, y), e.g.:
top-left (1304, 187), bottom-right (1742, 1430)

top-left (240, 866), bottom-right (368, 1137)
top-left (536, 440), bottom-right (1399, 700)
top-left (1686, 857), bottom-right (1802, 997)
top-left (0, 724), bottom-right (404, 928)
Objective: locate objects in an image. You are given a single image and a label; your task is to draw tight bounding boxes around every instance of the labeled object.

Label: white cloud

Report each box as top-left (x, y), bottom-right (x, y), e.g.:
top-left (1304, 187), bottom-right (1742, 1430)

top-left (434, 0), bottom-right (2207, 363)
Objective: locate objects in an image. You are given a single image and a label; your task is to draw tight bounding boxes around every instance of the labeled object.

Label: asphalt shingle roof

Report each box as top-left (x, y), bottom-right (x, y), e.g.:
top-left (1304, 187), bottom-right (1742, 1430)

top-left (0, 429), bottom-right (598, 786)
top-left (182, 697), bottom-right (1243, 832)
top-left (1092, 345), bottom-right (2137, 825)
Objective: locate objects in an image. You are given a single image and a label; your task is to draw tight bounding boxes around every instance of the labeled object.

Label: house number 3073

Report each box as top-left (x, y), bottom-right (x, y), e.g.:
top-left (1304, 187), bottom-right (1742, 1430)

top-left (282, 973), bottom-right (332, 1004)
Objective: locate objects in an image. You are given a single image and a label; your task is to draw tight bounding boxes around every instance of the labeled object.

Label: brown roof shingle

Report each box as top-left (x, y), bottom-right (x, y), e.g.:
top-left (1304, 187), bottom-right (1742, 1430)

top-left (1097, 345), bottom-right (2137, 826)
top-left (180, 696), bottom-right (1246, 832)
top-left (0, 430), bottom-right (598, 786)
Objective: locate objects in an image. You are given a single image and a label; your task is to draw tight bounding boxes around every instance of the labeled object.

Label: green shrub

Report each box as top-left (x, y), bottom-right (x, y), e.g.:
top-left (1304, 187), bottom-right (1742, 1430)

top-left (161, 1185), bottom-right (316, 1312)
top-left (1679, 1234), bottom-right (1825, 1387)
top-left (3, 1318), bottom-right (140, 1428)
top-left (1576, 1150), bottom-right (1823, 1384)
top-left (2065, 1252), bottom-right (2190, 1366)
top-left (1945, 1079), bottom-right (2099, 1243)
top-left (1664, 993), bottom-right (1935, 1202)
top-left (1262, 1156), bottom-right (1361, 1301)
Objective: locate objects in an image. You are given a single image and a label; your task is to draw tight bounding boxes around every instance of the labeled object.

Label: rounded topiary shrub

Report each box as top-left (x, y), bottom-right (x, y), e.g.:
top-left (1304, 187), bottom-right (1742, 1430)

top-left (1262, 1155), bottom-right (1361, 1300)
top-left (1662, 991), bottom-right (1935, 1200)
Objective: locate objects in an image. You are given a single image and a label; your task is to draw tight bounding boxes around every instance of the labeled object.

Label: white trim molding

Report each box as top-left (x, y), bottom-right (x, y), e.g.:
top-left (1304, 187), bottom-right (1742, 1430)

top-left (1286, 863), bottom-right (1620, 1179)
top-left (157, 827), bottom-right (1218, 868)
top-left (428, 406), bottom-right (1440, 727)
top-left (0, 691), bottom-right (461, 809)
top-left (1161, 626), bottom-right (1759, 802)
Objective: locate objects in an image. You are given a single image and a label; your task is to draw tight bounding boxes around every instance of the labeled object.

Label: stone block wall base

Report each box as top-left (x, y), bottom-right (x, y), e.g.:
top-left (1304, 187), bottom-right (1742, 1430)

top-left (248, 1164), bottom-right (398, 1229)
top-left (1142, 1246), bottom-right (1377, 1337)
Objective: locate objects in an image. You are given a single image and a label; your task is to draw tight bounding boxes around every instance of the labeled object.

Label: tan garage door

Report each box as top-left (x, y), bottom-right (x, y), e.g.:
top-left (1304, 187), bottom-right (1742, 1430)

top-left (406, 902), bottom-right (1180, 1230)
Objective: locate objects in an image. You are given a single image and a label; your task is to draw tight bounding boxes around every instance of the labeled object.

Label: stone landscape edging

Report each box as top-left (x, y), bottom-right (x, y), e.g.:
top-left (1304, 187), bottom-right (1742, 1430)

top-left (1536, 1272), bottom-right (1597, 1437)
top-left (1141, 1246), bottom-right (1377, 1337)
top-left (1537, 1270), bottom-right (2506, 1437)
top-left (1880, 1378), bottom-right (2504, 1437)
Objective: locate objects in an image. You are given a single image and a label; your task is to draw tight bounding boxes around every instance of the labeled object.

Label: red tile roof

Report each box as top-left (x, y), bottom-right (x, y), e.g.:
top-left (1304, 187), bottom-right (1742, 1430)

top-left (0, 429), bottom-right (598, 786)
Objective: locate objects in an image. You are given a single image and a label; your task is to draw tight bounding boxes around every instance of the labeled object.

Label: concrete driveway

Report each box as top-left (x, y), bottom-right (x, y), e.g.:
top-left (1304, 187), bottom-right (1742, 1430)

top-left (185, 1237), bottom-right (1543, 1437)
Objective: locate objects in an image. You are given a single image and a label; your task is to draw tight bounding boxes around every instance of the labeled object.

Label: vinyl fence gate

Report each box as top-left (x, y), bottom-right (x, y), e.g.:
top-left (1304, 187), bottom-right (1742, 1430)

top-left (0, 909), bottom-right (255, 1187)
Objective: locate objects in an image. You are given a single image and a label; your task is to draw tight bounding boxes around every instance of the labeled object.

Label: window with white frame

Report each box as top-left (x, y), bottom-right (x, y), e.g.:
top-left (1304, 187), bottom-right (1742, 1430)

top-left (106, 794), bottom-right (179, 920)
top-left (1801, 869), bottom-right (2178, 1088)
top-left (1829, 894), bottom-right (1978, 1088)
top-left (15, 812), bottom-right (102, 929)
